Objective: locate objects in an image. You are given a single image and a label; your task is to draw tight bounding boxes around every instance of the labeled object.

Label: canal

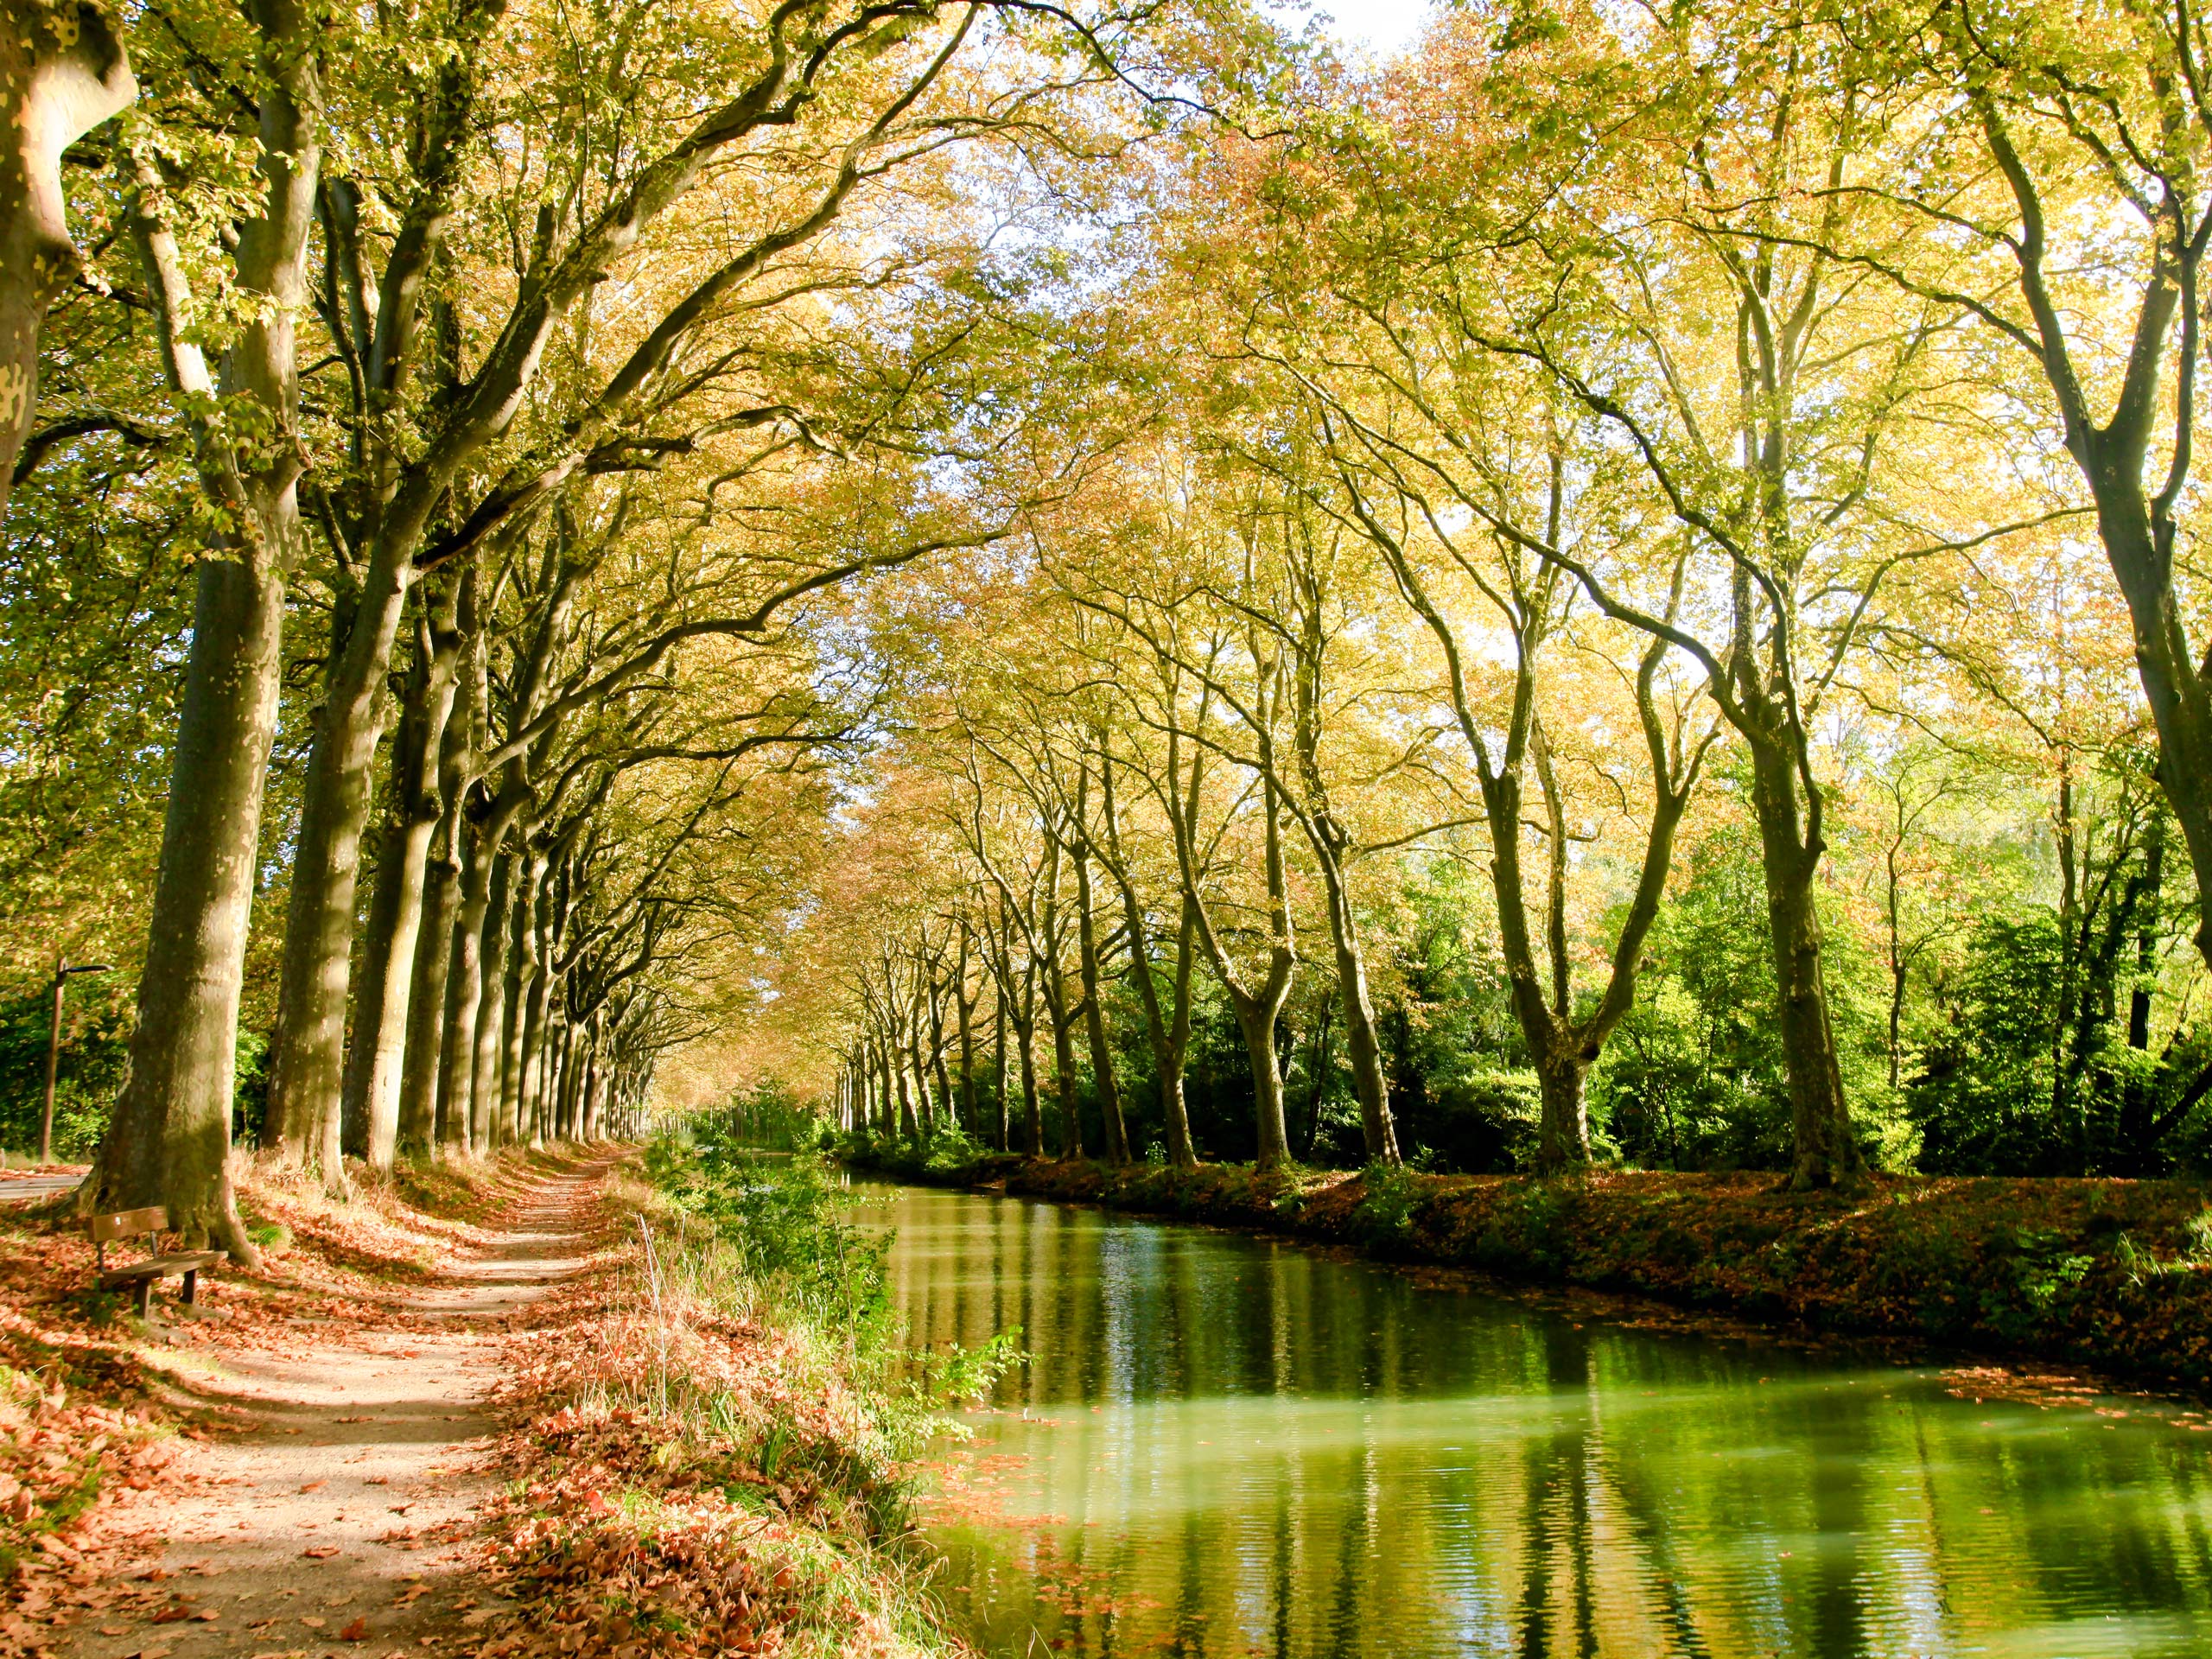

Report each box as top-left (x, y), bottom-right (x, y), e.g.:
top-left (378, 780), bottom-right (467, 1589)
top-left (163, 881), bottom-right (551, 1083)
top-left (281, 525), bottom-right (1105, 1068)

top-left (865, 1179), bottom-right (2212, 1658)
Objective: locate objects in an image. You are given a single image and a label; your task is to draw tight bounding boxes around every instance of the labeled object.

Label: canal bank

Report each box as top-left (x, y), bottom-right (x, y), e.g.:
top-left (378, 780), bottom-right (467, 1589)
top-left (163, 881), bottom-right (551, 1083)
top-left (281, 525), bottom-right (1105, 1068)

top-left (842, 1141), bottom-right (2212, 1395)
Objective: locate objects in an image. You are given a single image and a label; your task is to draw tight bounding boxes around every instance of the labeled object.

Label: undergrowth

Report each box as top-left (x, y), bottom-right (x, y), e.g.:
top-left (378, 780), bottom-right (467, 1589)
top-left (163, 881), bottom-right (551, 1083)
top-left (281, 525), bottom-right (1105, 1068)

top-left (481, 1131), bottom-right (1017, 1658)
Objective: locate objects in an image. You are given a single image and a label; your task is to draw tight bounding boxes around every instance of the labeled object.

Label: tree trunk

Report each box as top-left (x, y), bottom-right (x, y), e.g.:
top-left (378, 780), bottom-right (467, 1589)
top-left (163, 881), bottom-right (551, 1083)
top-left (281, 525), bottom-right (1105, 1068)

top-left (340, 606), bottom-right (461, 1166)
top-left (1046, 978), bottom-right (1083, 1159)
top-left (499, 855), bottom-right (542, 1145)
top-left (1103, 761), bottom-right (1198, 1167)
top-left (580, 1026), bottom-right (605, 1140)
top-left (894, 1051), bottom-right (918, 1139)
top-left (957, 987), bottom-right (978, 1137)
top-left (0, 3), bottom-right (133, 519)
top-left (1534, 1043), bottom-right (1592, 1171)
top-left (341, 788), bottom-right (427, 1166)
top-left (1313, 849), bottom-right (1398, 1166)
top-left (1071, 831), bottom-right (1130, 1163)
top-left (992, 988), bottom-right (1008, 1151)
top-left (1014, 992), bottom-right (1044, 1155)
top-left (436, 831), bottom-right (486, 1155)
top-left (913, 1037), bottom-right (937, 1136)
top-left (263, 581), bottom-right (390, 1183)
top-left (1230, 996), bottom-right (1292, 1171)
top-left (2075, 461), bottom-right (2212, 976)
top-left (90, 538), bottom-right (279, 1260)
top-left (396, 817), bottom-right (457, 1159)
top-left (1747, 733), bottom-right (1864, 1190)
top-left (536, 1018), bottom-right (558, 1141)
top-left (518, 873), bottom-right (555, 1144)
top-left (92, 0), bottom-right (321, 1259)
top-left (470, 849), bottom-right (513, 1147)
top-left (1179, 778), bottom-right (1296, 1171)
top-left (928, 989), bottom-right (954, 1138)
top-left (549, 1020), bottom-right (575, 1140)
top-left (437, 786), bottom-right (524, 1153)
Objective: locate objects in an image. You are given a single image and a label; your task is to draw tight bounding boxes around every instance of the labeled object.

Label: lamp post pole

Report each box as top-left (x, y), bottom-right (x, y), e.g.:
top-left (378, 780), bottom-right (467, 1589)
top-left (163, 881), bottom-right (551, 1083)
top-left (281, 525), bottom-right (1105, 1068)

top-left (40, 958), bottom-right (111, 1164)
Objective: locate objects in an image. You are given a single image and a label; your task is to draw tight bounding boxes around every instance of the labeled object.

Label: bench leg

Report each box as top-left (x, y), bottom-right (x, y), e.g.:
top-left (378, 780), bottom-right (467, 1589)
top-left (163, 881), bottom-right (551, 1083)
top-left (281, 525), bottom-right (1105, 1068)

top-left (181, 1268), bottom-right (198, 1306)
top-left (135, 1279), bottom-right (153, 1320)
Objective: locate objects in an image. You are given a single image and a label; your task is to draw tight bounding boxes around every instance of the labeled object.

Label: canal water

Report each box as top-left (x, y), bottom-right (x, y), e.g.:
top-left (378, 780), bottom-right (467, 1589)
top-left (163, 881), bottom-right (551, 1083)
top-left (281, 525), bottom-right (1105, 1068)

top-left (864, 1179), bottom-right (2212, 1659)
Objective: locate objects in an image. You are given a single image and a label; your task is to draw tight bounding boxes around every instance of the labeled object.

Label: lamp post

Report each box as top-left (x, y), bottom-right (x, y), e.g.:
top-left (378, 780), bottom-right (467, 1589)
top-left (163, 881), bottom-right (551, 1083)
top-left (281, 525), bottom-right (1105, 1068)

top-left (40, 958), bottom-right (111, 1165)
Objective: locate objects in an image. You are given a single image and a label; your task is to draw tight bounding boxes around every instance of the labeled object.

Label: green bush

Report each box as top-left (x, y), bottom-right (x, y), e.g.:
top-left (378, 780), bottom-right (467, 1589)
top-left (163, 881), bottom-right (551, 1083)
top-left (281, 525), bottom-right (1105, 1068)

top-left (1351, 1160), bottom-right (1424, 1250)
top-left (645, 1126), bottom-right (892, 1341)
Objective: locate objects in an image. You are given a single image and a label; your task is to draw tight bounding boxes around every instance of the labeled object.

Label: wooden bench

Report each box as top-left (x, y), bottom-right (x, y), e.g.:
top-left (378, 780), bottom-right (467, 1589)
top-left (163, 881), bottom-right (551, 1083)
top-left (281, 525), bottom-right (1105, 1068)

top-left (86, 1207), bottom-right (226, 1319)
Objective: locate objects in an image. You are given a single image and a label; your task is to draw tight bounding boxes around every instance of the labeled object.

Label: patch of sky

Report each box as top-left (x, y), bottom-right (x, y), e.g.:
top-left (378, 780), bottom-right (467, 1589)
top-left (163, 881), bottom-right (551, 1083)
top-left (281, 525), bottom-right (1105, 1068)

top-left (1265, 0), bottom-right (1439, 59)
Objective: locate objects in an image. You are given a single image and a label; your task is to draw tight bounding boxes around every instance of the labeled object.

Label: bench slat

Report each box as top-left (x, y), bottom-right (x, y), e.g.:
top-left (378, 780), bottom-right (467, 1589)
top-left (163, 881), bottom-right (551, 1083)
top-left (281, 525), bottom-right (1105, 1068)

top-left (99, 1249), bottom-right (226, 1285)
top-left (87, 1207), bottom-right (169, 1243)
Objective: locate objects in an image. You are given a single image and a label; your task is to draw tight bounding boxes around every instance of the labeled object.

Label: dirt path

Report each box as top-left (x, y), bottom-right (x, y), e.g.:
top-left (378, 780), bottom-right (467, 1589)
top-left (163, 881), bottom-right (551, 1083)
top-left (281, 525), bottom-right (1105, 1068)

top-left (51, 1163), bottom-right (608, 1659)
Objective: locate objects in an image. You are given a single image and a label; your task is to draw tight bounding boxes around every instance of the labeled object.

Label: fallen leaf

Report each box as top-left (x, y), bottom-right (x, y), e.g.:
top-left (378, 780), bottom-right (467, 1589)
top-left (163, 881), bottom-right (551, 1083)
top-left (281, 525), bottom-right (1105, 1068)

top-left (302, 1546), bottom-right (341, 1560)
top-left (300, 1614), bottom-right (327, 1628)
top-left (300, 1479), bottom-right (327, 1492)
top-left (340, 1616), bottom-right (371, 1641)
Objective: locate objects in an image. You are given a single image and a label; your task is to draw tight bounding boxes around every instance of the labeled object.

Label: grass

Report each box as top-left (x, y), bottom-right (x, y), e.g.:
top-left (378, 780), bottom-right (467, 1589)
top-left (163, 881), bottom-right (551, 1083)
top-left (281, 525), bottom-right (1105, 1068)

top-left (475, 1139), bottom-right (1006, 1658)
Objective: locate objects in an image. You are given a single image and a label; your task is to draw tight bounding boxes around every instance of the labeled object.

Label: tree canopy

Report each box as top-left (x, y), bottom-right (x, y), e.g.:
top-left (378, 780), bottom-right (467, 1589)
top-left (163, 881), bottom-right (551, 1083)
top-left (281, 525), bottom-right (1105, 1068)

top-left (4, 0), bottom-right (2209, 1217)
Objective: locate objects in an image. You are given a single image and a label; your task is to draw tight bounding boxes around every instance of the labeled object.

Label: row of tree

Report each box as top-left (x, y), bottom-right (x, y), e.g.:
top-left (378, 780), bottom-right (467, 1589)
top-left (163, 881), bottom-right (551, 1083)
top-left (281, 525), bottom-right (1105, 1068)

top-left (771, 0), bottom-right (2212, 1187)
top-left (1, 0), bottom-right (1226, 1254)
top-left (7, 0), bottom-right (2212, 1211)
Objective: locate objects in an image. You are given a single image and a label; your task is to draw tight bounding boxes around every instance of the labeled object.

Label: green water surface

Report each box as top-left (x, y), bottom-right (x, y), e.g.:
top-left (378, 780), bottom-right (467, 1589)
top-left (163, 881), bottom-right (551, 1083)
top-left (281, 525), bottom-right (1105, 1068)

top-left (868, 1180), bottom-right (2212, 1658)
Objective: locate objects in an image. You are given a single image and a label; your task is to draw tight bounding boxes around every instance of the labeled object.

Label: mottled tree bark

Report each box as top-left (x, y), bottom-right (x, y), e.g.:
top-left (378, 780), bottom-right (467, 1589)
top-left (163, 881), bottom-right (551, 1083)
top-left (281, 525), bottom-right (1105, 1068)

top-left (92, 1), bottom-right (318, 1258)
top-left (0, 2), bottom-right (133, 518)
top-left (1071, 794), bottom-right (1131, 1163)
top-left (340, 602), bottom-right (461, 1166)
top-left (470, 848), bottom-right (514, 1146)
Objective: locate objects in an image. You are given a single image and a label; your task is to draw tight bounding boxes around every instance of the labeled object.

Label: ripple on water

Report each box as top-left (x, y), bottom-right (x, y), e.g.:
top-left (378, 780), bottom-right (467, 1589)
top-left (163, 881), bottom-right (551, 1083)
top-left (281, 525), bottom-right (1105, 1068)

top-left (863, 1181), bottom-right (2212, 1659)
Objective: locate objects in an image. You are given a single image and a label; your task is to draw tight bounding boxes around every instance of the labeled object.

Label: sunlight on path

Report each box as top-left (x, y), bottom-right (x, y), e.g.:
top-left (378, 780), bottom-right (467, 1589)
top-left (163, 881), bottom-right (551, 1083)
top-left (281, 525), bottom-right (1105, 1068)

top-left (51, 1164), bottom-right (612, 1659)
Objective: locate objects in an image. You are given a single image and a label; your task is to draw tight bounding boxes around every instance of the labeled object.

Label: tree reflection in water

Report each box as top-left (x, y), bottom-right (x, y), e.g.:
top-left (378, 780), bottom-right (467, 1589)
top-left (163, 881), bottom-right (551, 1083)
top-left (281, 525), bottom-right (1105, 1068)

top-left (875, 1181), bottom-right (2212, 1658)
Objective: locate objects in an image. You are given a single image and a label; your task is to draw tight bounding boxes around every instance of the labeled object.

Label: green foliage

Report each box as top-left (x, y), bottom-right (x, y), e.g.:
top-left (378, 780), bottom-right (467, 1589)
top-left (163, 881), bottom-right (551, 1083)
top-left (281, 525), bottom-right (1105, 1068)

top-left (1909, 901), bottom-right (2212, 1177)
top-left (1375, 855), bottom-right (1534, 1173)
top-left (1351, 1159), bottom-right (1423, 1249)
top-left (640, 1125), bottom-right (1027, 1491)
top-left (1908, 917), bottom-right (2068, 1173)
top-left (712, 1077), bottom-right (822, 1152)
top-left (1592, 821), bottom-right (1895, 1171)
top-left (646, 1126), bottom-right (892, 1341)
top-left (0, 981), bottom-right (130, 1157)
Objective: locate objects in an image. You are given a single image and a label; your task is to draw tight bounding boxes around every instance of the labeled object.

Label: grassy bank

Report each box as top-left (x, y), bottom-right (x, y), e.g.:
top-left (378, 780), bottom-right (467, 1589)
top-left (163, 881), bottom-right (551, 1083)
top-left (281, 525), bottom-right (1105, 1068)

top-left (842, 1137), bottom-right (2212, 1394)
top-left (478, 1137), bottom-right (994, 1659)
